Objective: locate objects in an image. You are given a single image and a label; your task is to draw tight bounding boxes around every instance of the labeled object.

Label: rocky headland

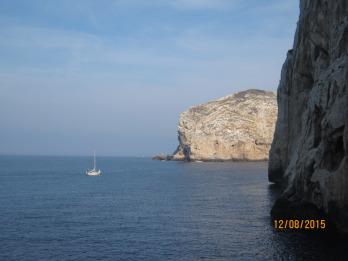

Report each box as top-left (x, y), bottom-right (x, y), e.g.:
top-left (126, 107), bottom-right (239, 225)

top-left (269, 0), bottom-right (348, 232)
top-left (170, 89), bottom-right (277, 161)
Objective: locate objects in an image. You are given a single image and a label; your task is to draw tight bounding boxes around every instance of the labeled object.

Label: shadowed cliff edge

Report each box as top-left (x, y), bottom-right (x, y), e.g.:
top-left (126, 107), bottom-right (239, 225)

top-left (153, 89), bottom-right (277, 162)
top-left (269, 0), bottom-right (348, 233)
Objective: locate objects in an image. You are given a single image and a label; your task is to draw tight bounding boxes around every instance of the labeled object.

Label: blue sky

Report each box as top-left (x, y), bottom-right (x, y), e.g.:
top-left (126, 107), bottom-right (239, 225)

top-left (0, 0), bottom-right (299, 156)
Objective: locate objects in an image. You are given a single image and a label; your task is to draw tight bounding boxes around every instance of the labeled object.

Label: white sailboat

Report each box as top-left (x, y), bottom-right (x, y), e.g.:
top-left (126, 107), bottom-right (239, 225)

top-left (86, 151), bottom-right (101, 176)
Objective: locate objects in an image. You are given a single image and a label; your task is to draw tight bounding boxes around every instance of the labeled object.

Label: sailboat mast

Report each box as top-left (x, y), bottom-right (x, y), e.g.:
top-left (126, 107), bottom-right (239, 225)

top-left (94, 151), bottom-right (96, 170)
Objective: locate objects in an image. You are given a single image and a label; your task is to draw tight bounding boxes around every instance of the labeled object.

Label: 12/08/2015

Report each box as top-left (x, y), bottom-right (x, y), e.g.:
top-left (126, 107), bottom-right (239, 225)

top-left (273, 219), bottom-right (326, 230)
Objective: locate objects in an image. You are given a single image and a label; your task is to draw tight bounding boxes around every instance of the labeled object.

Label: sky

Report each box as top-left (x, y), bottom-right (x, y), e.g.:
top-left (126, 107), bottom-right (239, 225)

top-left (0, 0), bottom-right (299, 156)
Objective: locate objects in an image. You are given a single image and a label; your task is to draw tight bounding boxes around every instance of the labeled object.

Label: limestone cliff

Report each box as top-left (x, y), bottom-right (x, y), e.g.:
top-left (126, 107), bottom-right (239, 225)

top-left (173, 89), bottom-right (277, 161)
top-left (269, 0), bottom-right (348, 232)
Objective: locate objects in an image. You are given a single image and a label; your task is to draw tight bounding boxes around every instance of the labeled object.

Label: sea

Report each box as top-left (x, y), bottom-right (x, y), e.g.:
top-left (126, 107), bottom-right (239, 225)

top-left (0, 156), bottom-right (347, 261)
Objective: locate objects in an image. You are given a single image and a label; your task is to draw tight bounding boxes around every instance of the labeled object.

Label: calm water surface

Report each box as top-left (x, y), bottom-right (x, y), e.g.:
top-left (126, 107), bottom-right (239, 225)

top-left (0, 156), bottom-right (346, 260)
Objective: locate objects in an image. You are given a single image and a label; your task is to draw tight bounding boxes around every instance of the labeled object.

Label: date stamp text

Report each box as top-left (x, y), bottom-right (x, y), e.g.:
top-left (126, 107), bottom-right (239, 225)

top-left (273, 219), bottom-right (326, 230)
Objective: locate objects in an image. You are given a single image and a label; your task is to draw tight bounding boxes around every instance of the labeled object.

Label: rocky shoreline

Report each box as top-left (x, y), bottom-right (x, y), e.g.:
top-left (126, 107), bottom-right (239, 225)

top-left (152, 154), bottom-right (269, 162)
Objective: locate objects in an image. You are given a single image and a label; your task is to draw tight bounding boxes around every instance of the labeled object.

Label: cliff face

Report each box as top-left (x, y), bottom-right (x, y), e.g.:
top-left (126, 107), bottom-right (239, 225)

top-left (173, 89), bottom-right (277, 161)
top-left (269, 0), bottom-right (348, 232)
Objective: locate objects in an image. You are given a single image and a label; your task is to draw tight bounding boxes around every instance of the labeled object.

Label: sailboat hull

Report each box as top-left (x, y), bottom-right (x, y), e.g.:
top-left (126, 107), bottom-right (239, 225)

top-left (86, 169), bottom-right (101, 176)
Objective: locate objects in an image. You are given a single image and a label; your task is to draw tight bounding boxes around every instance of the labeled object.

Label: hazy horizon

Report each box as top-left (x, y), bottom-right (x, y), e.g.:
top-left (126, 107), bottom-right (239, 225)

top-left (0, 0), bottom-right (299, 156)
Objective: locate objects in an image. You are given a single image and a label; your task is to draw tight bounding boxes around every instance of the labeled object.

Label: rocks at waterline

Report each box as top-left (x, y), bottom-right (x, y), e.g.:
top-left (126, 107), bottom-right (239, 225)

top-left (152, 154), bottom-right (173, 161)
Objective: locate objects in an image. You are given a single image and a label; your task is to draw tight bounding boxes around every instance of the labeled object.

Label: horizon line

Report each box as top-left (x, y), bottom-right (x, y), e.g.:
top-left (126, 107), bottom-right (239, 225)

top-left (0, 153), bottom-right (153, 158)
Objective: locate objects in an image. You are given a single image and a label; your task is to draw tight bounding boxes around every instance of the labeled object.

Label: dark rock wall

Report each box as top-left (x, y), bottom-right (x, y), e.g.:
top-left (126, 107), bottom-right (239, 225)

top-left (269, 0), bottom-right (348, 232)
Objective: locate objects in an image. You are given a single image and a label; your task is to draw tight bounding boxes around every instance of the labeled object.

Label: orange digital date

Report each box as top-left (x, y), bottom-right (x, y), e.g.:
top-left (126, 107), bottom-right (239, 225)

top-left (273, 219), bottom-right (326, 230)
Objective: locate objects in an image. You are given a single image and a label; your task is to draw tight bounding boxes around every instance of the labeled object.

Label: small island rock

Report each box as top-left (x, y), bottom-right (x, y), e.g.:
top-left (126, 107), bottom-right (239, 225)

top-left (172, 89), bottom-right (277, 161)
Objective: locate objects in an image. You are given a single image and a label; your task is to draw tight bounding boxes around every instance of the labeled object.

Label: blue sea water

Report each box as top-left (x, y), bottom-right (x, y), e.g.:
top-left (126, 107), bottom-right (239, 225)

top-left (0, 156), bottom-right (346, 261)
